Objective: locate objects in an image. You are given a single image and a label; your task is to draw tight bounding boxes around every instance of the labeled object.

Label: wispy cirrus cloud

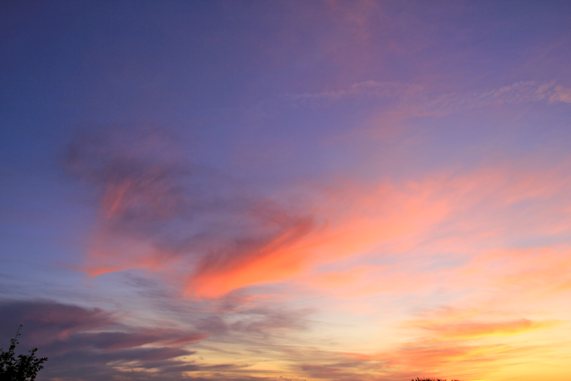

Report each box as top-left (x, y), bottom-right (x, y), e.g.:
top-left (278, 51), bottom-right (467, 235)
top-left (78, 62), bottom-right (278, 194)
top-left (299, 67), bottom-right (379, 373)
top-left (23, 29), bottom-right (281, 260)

top-left (289, 80), bottom-right (423, 102)
top-left (292, 79), bottom-right (571, 108)
top-left (66, 127), bottom-right (571, 303)
top-left (65, 128), bottom-right (316, 297)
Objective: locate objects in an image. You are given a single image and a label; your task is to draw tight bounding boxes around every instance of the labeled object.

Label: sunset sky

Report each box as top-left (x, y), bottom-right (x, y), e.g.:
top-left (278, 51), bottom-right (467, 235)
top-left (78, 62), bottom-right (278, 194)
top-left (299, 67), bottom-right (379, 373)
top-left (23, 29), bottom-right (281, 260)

top-left (2, 1), bottom-right (571, 380)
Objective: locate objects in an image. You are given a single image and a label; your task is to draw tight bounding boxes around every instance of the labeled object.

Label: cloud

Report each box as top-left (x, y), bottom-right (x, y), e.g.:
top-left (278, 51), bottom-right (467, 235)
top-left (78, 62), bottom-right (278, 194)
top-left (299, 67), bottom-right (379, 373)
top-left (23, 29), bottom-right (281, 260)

top-left (0, 298), bottom-right (310, 381)
top-left (115, 272), bottom-right (313, 342)
top-left (187, 174), bottom-right (455, 297)
top-left (0, 299), bottom-right (115, 346)
top-left (65, 127), bottom-right (571, 310)
top-left (452, 80), bottom-right (571, 110)
top-left (415, 318), bottom-right (556, 339)
top-left (59, 128), bottom-right (571, 381)
top-left (297, 338), bottom-right (549, 381)
top-left (65, 128), bottom-right (316, 297)
top-left (461, 246), bottom-right (571, 299)
top-left (549, 84), bottom-right (571, 104)
top-left (186, 207), bottom-right (316, 298)
top-left (415, 80), bottom-right (571, 123)
top-left (0, 299), bottom-right (212, 381)
top-left (292, 79), bottom-right (571, 127)
top-left (0, 279), bottom-right (316, 380)
top-left (289, 80), bottom-right (423, 102)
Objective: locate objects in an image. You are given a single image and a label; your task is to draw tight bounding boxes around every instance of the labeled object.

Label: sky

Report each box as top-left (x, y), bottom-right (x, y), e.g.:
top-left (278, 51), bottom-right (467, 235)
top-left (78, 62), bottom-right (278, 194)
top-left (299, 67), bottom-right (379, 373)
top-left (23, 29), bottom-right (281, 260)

top-left (1, 1), bottom-right (571, 380)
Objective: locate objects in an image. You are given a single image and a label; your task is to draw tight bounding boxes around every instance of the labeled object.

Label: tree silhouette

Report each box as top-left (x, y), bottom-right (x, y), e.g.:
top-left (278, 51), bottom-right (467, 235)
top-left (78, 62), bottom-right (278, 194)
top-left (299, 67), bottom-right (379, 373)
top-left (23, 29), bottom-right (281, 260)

top-left (0, 325), bottom-right (47, 381)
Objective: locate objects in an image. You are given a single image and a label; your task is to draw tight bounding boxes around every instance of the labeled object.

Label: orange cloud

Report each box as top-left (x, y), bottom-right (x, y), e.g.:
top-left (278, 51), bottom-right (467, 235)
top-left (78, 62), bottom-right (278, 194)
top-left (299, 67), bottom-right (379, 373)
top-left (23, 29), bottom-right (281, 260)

top-left (74, 129), bottom-right (571, 307)
top-left (186, 179), bottom-right (452, 298)
top-left (187, 159), bottom-right (571, 298)
top-left (416, 319), bottom-right (556, 339)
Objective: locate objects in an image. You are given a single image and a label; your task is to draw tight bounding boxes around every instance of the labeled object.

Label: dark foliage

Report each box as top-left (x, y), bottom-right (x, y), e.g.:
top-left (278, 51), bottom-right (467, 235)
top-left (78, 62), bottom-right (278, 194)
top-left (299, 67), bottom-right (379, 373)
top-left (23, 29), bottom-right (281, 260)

top-left (0, 326), bottom-right (48, 381)
top-left (412, 379), bottom-right (461, 381)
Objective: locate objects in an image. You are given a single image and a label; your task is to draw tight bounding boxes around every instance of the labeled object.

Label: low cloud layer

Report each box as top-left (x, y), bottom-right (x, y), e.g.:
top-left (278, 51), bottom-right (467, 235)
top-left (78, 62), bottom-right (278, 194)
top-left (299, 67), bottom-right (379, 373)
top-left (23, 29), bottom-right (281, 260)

top-left (0, 299), bottom-right (207, 381)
